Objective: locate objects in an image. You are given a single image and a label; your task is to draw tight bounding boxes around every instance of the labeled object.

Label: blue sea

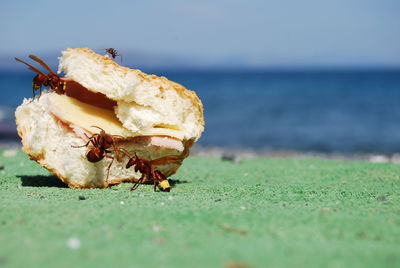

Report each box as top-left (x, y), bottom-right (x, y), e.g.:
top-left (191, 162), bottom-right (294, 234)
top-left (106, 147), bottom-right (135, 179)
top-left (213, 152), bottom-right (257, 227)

top-left (1, 70), bottom-right (400, 154)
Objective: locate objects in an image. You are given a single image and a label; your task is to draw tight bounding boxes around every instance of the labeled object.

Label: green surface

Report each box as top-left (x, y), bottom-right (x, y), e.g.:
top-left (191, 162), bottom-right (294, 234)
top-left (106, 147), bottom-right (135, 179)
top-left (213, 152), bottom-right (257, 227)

top-left (0, 150), bottom-right (400, 268)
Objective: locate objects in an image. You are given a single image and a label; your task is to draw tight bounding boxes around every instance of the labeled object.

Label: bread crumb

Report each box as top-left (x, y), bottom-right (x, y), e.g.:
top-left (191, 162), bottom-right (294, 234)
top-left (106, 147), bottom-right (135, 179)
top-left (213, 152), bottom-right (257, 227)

top-left (66, 237), bottom-right (80, 250)
top-left (152, 225), bottom-right (161, 232)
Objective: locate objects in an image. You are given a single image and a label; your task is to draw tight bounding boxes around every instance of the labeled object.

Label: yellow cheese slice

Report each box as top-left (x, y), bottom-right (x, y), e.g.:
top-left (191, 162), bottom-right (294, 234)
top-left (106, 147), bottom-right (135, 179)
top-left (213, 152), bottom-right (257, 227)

top-left (48, 94), bottom-right (184, 139)
top-left (140, 127), bottom-right (184, 140)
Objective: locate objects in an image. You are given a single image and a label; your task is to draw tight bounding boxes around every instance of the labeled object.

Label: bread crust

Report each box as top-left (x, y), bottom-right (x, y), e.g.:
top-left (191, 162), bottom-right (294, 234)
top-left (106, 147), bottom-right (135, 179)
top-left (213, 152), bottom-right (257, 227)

top-left (61, 48), bottom-right (204, 136)
top-left (17, 125), bottom-right (189, 189)
top-left (15, 95), bottom-right (193, 189)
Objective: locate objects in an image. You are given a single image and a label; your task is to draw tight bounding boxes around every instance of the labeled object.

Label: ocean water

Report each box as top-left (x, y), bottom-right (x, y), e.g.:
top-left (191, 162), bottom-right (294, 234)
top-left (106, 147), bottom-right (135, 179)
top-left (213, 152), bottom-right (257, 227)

top-left (1, 70), bottom-right (400, 154)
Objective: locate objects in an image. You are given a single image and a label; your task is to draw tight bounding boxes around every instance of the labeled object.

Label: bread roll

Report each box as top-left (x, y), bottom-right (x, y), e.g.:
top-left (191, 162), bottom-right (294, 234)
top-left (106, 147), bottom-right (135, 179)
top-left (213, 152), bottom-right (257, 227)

top-left (15, 48), bottom-right (204, 188)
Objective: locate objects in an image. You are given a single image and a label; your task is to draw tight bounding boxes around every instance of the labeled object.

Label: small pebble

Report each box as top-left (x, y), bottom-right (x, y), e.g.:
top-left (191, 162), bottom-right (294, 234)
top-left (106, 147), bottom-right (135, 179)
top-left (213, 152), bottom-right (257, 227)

top-left (377, 196), bottom-right (387, 201)
top-left (160, 202), bottom-right (165, 206)
top-left (240, 206), bottom-right (247, 210)
top-left (120, 201), bottom-right (125, 205)
top-left (167, 196), bottom-right (174, 201)
top-left (221, 153), bottom-right (241, 164)
top-left (139, 193), bottom-right (145, 198)
top-left (2, 150), bottom-right (17, 158)
top-left (78, 196), bottom-right (86, 201)
top-left (66, 237), bottom-right (81, 250)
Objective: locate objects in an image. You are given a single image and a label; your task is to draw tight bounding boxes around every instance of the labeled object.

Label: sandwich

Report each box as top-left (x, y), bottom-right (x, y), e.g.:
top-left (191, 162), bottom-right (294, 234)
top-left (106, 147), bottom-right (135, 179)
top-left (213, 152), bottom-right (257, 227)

top-left (15, 48), bottom-right (204, 189)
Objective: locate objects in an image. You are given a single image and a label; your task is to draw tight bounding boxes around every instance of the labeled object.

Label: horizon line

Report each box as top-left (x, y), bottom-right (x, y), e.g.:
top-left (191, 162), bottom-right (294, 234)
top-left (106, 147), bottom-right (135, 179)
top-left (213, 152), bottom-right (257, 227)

top-left (1, 66), bottom-right (400, 74)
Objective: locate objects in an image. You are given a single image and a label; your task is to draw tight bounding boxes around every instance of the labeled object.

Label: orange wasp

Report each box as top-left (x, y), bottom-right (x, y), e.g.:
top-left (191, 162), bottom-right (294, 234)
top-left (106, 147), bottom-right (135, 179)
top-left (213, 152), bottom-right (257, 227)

top-left (72, 126), bottom-right (124, 181)
top-left (120, 140), bottom-right (194, 192)
top-left (105, 48), bottom-right (123, 64)
top-left (15, 55), bottom-right (66, 99)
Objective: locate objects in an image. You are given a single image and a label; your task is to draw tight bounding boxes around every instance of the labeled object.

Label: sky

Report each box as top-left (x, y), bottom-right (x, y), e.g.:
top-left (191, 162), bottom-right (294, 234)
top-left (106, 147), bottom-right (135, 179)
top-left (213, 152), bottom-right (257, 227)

top-left (0, 0), bottom-right (399, 69)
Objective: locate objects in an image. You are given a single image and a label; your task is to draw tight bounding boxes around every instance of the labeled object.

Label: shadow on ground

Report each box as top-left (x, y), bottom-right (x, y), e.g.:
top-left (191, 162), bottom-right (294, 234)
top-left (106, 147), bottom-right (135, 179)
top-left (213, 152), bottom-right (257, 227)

top-left (169, 179), bottom-right (190, 186)
top-left (18, 175), bottom-right (68, 188)
top-left (16, 176), bottom-right (188, 188)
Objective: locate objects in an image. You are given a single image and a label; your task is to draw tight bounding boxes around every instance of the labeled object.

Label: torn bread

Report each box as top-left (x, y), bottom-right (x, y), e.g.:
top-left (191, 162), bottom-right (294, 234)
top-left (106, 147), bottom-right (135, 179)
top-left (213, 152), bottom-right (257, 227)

top-left (15, 48), bottom-right (204, 188)
top-left (59, 48), bottom-right (204, 140)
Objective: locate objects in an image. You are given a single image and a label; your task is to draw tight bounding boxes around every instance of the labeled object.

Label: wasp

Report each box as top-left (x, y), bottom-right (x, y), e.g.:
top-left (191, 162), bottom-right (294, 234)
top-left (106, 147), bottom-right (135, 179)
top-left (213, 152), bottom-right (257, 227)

top-left (72, 126), bottom-right (124, 181)
top-left (118, 150), bottom-right (171, 192)
top-left (15, 55), bottom-right (66, 99)
top-left (105, 48), bottom-right (123, 63)
top-left (120, 140), bottom-right (194, 192)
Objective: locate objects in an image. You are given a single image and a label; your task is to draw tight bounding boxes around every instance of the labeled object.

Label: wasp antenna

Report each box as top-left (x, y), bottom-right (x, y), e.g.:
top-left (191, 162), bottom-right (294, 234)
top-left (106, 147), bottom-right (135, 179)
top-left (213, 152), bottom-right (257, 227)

top-left (15, 57), bottom-right (43, 75)
top-left (29, 55), bottom-right (55, 74)
top-left (118, 147), bottom-right (133, 158)
top-left (91, 126), bottom-right (105, 132)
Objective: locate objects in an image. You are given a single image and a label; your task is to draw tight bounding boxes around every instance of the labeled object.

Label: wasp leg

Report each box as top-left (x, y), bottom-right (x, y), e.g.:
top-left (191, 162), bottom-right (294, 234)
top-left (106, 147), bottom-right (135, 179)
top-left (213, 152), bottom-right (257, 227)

top-left (71, 136), bottom-right (95, 148)
top-left (112, 144), bottom-right (123, 162)
top-left (130, 173), bottom-right (146, 191)
top-left (104, 154), bottom-right (115, 184)
top-left (72, 133), bottom-right (98, 148)
top-left (30, 85), bottom-right (38, 103)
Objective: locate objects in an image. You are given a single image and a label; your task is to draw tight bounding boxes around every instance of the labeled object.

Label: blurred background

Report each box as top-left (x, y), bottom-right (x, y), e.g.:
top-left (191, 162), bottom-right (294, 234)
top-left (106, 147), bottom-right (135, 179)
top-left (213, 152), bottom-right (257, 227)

top-left (0, 0), bottom-right (399, 155)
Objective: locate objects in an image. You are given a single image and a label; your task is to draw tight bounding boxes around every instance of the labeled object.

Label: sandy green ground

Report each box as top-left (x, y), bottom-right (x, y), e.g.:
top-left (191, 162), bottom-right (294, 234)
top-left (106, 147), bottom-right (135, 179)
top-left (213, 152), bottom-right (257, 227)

top-left (0, 149), bottom-right (400, 268)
